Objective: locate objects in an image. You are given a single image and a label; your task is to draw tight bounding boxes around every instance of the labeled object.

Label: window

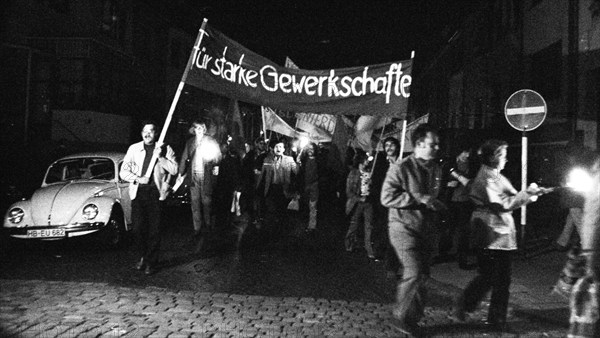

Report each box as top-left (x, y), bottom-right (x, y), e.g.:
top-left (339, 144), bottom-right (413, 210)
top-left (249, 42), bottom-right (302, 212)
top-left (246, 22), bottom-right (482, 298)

top-left (45, 158), bottom-right (114, 184)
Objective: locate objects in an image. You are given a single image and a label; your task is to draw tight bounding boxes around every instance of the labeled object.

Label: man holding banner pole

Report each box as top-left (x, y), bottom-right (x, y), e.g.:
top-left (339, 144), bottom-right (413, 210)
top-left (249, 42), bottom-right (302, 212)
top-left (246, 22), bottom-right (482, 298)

top-left (120, 121), bottom-right (178, 275)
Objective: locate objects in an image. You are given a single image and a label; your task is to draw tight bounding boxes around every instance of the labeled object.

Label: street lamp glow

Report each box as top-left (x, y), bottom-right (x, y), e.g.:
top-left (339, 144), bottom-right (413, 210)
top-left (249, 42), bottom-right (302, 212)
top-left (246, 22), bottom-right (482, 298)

top-left (566, 167), bottom-right (593, 193)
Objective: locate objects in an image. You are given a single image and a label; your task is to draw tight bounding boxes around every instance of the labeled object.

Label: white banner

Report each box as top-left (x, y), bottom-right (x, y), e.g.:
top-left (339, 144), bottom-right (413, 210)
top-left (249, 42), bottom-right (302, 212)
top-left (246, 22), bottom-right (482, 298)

top-left (349, 116), bottom-right (390, 152)
top-left (261, 106), bottom-right (298, 138)
top-left (286, 57), bottom-right (337, 143)
top-left (295, 113), bottom-right (336, 142)
top-left (355, 116), bottom-right (388, 132)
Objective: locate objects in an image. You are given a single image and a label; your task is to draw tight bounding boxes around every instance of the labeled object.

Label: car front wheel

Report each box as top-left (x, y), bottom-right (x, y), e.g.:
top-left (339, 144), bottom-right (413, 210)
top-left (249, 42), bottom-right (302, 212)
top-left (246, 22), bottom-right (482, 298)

top-left (101, 208), bottom-right (126, 249)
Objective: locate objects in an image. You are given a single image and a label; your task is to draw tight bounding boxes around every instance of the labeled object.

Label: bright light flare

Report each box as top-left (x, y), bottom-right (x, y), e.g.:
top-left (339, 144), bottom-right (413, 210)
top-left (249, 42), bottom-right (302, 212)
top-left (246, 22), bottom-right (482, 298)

top-left (199, 141), bottom-right (221, 161)
top-left (566, 167), bottom-right (593, 193)
top-left (298, 136), bottom-right (310, 150)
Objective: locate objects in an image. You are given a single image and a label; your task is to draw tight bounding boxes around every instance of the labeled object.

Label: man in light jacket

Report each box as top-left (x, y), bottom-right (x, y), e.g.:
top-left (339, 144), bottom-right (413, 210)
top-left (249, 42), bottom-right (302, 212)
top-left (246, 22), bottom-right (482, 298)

top-left (257, 138), bottom-right (297, 235)
top-left (178, 117), bottom-right (221, 252)
top-left (120, 121), bottom-right (178, 275)
top-left (380, 123), bottom-right (446, 336)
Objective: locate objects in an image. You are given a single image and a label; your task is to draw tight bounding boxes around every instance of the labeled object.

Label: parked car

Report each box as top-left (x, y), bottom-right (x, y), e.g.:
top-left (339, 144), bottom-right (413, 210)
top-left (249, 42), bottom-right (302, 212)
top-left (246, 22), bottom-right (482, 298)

top-left (3, 152), bottom-right (132, 247)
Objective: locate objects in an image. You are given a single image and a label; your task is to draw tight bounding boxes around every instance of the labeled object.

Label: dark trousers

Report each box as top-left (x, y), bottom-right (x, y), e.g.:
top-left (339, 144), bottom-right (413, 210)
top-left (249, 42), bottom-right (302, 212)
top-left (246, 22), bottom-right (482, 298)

top-left (439, 201), bottom-right (472, 260)
top-left (253, 191), bottom-right (266, 222)
top-left (455, 202), bottom-right (474, 263)
top-left (265, 184), bottom-right (287, 234)
top-left (190, 183), bottom-right (212, 234)
top-left (345, 201), bottom-right (374, 256)
top-left (376, 206), bottom-right (400, 274)
top-left (460, 249), bottom-right (513, 323)
top-left (131, 187), bottom-right (162, 266)
top-left (384, 236), bottom-right (401, 275)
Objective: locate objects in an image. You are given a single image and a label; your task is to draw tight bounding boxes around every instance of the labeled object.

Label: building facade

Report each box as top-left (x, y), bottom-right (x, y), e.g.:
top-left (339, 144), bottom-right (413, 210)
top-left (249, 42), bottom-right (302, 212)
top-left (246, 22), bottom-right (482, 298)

top-left (412, 0), bottom-right (600, 151)
top-left (0, 0), bottom-right (197, 194)
top-left (0, 0), bottom-right (196, 150)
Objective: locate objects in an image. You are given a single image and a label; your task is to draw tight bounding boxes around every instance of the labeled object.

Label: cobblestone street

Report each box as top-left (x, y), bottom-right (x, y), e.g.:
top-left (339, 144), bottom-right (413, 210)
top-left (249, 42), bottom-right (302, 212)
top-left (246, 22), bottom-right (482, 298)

top-left (0, 205), bottom-right (571, 337)
top-left (0, 277), bottom-right (567, 337)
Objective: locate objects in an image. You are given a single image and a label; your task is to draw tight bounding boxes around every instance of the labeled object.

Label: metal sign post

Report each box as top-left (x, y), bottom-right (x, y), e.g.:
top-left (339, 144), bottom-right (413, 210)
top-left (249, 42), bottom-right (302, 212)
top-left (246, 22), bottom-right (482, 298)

top-left (504, 89), bottom-right (547, 245)
top-left (521, 129), bottom-right (527, 228)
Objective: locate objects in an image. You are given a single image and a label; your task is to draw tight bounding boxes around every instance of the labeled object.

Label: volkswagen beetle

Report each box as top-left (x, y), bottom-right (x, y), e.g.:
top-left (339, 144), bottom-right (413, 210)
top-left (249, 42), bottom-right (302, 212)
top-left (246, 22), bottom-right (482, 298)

top-left (3, 152), bottom-right (132, 247)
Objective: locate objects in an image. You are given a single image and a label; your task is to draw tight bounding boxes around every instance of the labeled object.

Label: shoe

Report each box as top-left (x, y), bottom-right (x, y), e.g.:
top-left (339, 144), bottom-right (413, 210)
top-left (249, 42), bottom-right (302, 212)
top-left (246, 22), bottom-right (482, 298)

top-left (194, 236), bottom-right (206, 255)
top-left (554, 242), bottom-right (569, 252)
top-left (367, 254), bottom-right (380, 262)
top-left (134, 258), bottom-right (145, 271)
top-left (304, 228), bottom-right (316, 234)
top-left (389, 317), bottom-right (421, 337)
top-left (144, 265), bottom-right (158, 276)
top-left (449, 307), bottom-right (466, 322)
top-left (188, 230), bottom-right (201, 245)
top-left (386, 271), bottom-right (398, 279)
top-left (483, 320), bottom-right (509, 332)
top-left (458, 262), bottom-right (476, 270)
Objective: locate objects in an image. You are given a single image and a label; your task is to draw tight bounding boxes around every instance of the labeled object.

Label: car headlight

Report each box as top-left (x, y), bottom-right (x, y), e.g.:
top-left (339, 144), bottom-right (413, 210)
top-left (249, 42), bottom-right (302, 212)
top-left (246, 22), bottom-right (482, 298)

top-left (82, 204), bottom-right (99, 220)
top-left (8, 208), bottom-right (24, 224)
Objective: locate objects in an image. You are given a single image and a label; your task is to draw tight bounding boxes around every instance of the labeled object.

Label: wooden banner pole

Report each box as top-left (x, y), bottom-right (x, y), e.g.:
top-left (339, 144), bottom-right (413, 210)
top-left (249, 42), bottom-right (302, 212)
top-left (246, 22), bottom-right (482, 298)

top-left (398, 51), bottom-right (415, 160)
top-left (399, 120), bottom-right (408, 158)
top-left (370, 116), bottom-right (390, 175)
top-left (144, 18), bottom-right (209, 178)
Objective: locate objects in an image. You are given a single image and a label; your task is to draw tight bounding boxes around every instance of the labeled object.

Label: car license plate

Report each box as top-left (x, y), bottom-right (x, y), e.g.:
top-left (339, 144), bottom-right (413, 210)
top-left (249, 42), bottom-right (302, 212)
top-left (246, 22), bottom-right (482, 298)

top-left (27, 229), bottom-right (66, 238)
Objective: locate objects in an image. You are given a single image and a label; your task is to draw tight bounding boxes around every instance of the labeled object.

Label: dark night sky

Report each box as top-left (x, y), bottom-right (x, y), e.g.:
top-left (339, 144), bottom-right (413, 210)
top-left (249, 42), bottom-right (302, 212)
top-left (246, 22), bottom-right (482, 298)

top-left (178, 0), bottom-right (483, 70)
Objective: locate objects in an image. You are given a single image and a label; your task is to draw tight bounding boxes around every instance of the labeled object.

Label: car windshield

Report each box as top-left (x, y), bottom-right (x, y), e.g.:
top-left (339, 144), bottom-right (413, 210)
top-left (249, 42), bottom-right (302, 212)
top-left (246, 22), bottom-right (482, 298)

top-left (45, 158), bottom-right (115, 184)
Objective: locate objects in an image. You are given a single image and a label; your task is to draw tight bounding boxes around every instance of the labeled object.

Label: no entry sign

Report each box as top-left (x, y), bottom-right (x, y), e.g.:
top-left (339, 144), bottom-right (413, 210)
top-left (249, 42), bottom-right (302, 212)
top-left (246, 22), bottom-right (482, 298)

top-left (504, 89), bottom-right (547, 131)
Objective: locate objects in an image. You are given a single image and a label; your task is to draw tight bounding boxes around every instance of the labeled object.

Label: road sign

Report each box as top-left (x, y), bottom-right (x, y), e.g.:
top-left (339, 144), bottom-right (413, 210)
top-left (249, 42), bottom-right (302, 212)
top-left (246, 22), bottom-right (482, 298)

top-left (504, 89), bottom-right (547, 131)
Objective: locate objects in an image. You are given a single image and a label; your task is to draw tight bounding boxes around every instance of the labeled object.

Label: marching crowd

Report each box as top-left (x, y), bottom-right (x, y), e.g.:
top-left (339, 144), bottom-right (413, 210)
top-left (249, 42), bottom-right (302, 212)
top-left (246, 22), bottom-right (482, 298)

top-left (119, 118), bottom-right (600, 337)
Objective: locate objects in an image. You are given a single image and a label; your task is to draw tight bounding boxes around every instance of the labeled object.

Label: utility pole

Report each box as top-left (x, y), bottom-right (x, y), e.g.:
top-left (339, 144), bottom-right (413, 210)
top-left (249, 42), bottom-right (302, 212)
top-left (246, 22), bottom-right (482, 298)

top-left (568, 0), bottom-right (579, 139)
